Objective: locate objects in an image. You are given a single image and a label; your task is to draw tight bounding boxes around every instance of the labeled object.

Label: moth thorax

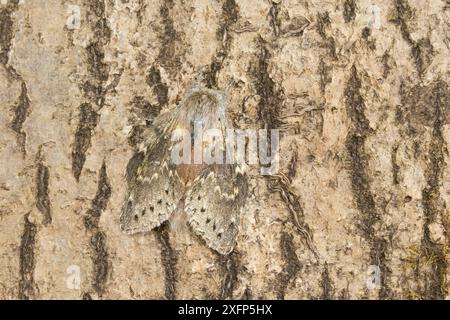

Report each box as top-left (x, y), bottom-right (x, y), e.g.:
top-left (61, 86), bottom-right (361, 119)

top-left (181, 92), bottom-right (224, 127)
top-left (185, 91), bottom-right (218, 114)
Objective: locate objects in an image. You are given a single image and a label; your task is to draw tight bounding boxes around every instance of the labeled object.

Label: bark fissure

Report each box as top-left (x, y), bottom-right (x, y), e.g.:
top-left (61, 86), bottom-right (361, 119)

top-left (84, 162), bottom-right (111, 230)
top-left (391, 145), bottom-right (400, 185)
top-left (205, 0), bottom-right (239, 88)
top-left (344, 65), bottom-right (390, 297)
top-left (72, 103), bottom-right (99, 181)
top-left (0, 0), bottom-right (21, 78)
top-left (90, 231), bottom-right (109, 297)
top-left (219, 252), bottom-right (239, 299)
top-left (154, 0), bottom-right (184, 79)
top-left (343, 0), bottom-right (357, 23)
top-left (252, 38), bottom-right (283, 129)
top-left (127, 97), bottom-right (161, 147)
top-left (155, 222), bottom-right (177, 300)
top-left (420, 81), bottom-right (448, 299)
top-left (85, 162), bottom-right (112, 297)
top-left (316, 12), bottom-right (337, 60)
top-left (146, 66), bottom-right (169, 108)
top-left (318, 58), bottom-right (332, 94)
top-left (275, 233), bottom-right (301, 299)
top-left (35, 162), bottom-right (51, 225)
top-left (136, 0), bottom-right (147, 25)
top-left (392, 0), bottom-right (434, 75)
top-left (18, 214), bottom-right (37, 300)
top-left (11, 82), bottom-right (31, 156)
top-left (320, 264), bottom-right (334, 299)
top-left (269, 1), bottom-right (281, 37)
top-left (71, 0), bottom-right (111, 181)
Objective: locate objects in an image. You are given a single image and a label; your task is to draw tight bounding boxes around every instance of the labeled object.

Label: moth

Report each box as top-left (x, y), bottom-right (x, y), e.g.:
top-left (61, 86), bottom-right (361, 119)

top-left (120, 85), bottom-right (247, 255)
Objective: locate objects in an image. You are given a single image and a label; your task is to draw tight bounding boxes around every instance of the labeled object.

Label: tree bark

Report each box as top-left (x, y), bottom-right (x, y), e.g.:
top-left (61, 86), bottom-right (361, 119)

top-left (0, 0), bottom-right (449, 299)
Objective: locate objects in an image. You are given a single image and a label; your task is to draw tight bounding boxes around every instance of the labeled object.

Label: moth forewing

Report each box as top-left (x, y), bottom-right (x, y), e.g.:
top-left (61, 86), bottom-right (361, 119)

top-left (184, 164), bottom-right (246, 255)
top-left (120, 111), bottom-right (184, 234)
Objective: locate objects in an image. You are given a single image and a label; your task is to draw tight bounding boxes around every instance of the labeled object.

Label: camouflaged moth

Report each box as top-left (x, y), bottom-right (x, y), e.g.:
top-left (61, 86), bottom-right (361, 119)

top-left (120, 85), bottom-right (247, 255)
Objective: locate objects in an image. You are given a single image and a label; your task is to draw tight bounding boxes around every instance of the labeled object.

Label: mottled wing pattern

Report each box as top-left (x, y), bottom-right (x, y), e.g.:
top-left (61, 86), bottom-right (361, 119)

top-left (120, 120), bottom-right (184, 234)
top-left (185, 164), bottom-right (247, 255)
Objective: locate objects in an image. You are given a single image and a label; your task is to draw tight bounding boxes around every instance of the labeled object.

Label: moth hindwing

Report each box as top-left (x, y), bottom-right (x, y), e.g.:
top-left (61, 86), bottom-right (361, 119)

top-left (121, 85), bottom-right (247, 255)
